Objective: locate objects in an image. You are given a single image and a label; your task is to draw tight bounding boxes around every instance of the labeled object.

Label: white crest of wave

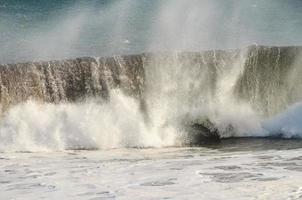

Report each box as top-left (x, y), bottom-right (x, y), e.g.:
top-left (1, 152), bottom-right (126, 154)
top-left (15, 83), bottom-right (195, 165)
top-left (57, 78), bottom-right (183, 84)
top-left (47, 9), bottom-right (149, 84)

top-left (1, 90), bottom-right (302, 152)
top-left (0, 90), bottom-right (176, 152)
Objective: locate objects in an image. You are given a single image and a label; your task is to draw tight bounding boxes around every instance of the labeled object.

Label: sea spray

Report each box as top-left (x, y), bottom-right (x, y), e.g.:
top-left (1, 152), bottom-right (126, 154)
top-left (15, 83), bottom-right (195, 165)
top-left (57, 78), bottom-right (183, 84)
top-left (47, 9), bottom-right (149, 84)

top-left (0, 90), bottom-right (176, 152)
top-left (0, 46), bottom-right (302, 151)
top-left (263, 102), bottom-right (302, 138)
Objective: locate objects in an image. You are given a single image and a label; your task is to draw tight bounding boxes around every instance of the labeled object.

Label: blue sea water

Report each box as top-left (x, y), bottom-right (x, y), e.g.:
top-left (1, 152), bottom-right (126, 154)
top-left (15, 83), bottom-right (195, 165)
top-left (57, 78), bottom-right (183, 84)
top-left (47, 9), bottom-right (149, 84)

top-left (0, 0), bottom-right (302, 63)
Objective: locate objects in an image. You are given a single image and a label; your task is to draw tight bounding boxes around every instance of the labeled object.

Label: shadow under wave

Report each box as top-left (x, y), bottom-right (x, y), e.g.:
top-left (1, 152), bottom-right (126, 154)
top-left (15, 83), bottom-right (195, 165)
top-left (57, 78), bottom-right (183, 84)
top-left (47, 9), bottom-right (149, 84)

top-left (191, 137), bottom-right (302, 152)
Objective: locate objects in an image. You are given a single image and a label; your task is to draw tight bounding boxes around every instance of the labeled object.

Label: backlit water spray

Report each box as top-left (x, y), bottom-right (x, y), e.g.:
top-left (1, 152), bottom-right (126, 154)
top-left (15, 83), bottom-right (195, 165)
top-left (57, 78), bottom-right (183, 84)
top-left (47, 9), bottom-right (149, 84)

top-left (0, 1), bottom-right (302, 152)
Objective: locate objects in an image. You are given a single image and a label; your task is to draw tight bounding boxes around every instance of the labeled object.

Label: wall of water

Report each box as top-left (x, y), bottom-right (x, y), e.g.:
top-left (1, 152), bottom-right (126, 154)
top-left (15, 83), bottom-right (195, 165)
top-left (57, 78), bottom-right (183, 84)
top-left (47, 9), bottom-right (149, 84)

top-left (0, 46), bottom-right (302, 151)
top-left (1, 0), bottom-right (302, 151)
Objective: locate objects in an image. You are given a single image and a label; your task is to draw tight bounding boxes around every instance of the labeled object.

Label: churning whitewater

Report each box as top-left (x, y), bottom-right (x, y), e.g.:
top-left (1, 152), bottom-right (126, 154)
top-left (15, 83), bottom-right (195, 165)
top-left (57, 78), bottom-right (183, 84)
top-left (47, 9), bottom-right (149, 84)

top-left (0, 45), bottom-right (301, 152)
top-left (2, 1), bottom-right (302, 200)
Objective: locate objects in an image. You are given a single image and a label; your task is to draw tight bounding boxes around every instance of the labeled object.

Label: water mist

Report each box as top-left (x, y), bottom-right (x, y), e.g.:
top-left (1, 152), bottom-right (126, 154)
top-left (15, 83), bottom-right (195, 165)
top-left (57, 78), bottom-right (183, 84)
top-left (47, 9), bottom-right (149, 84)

top-left (0, 0), bottom-right (302, 152)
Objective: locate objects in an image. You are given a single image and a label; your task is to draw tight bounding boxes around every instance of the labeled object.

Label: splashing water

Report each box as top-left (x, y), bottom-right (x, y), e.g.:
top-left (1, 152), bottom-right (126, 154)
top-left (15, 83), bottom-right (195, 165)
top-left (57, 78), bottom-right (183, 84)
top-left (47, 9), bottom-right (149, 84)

top-left (0, 1), bottom-right (302, 152)
top-left (0, 46), bottom-right (301, 152)
top-left (0, 90), bottom-right (177, 152)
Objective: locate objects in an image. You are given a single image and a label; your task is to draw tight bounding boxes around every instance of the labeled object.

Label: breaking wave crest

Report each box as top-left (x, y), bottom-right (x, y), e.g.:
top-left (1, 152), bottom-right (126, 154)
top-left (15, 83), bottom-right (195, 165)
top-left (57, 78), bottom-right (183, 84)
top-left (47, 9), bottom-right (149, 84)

top-left (0, 46), bottom-right (302, 152)
top-left (0, 90), bottom-right (301, 152)
top-left (0, 91), bottom-right (176, 152)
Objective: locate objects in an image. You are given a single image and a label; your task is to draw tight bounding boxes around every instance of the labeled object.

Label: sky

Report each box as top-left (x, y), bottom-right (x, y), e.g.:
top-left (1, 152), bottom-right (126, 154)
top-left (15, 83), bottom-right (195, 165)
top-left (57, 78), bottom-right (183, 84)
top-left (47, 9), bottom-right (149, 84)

top-left (0, 0), bottom-right (302, 63)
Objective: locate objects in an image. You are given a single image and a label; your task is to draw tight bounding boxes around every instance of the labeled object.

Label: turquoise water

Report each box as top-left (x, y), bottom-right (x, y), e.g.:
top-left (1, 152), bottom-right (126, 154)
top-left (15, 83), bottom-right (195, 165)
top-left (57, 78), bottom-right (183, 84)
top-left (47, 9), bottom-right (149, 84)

top-left (0, 0), bottom-right (302, 63)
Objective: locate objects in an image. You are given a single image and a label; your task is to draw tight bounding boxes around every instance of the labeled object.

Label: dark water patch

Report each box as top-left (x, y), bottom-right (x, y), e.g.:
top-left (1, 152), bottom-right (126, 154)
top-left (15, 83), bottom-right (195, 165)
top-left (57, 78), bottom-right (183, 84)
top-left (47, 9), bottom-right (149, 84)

top-left (44, 172), bottom-right (57, 176)
top-left (210, 156), bottom-right (236, 161)
top-left (87, 191), bottom-right (116, 200)
top-left (78, 192), bottom-right (98, 197)
top-left (0, 180), bottom-right (11, 184)
top-left (256, 162), bottom-right (298, 167)
top-left (199, 138), bottom-right (302, 152)
top-left (214, 165), bottom-right (242, 171)
top-left (200, 172), bottom-right (263, 183)
top-left (3, 169), bottom-right (17, 174)
top-left (18, 174), bottom-right (42, 179)
top-left (6, 182), bottom-right (54, 191)
top-left (287, 156), bottom-right (302, 161)
top-left (89, 197), bottom-right (114, 200)
top-left (169, 167), bottom-right (183, 171)
top-left (73, 156), bottom-right (88, 160)
top-left (284, 166), bottom-right (302, 172)
top-left (255, 155), bottom-right (276, 160)
top-left (70, 168), bottom-right (90, 174)
top-left (93, 158), bottom-right (152, 164)
top-left (67, 152), bottom-right (79, 156)
top-left (181, 155), bottom-right (195, 158)
top-left (251, 177), bottom-right (281, 182)
top-left (66, 147), bottom-right (100, 151)
top-left (185, 121), bottom-right (220, 146)
top-left (141, 178), bottom-right (177, 187)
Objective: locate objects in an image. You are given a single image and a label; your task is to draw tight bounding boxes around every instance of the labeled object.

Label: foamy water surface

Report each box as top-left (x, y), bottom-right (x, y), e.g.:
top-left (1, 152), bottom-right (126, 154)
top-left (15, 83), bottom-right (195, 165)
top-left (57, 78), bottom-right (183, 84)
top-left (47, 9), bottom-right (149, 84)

top-left (2, 140), bottom-right (302, 200)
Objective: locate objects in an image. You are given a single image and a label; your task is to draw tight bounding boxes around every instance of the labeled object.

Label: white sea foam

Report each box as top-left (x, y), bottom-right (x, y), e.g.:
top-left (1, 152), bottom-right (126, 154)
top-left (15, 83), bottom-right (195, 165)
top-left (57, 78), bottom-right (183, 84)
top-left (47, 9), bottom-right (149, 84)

top-left (1, 86), bottom-right (301, 152)
top-left (0, 90), bottom-right (177, 152)
top-left (263, 102), bottom-right (302, 138)
top-left (1, 49), bottom-right (302, 152)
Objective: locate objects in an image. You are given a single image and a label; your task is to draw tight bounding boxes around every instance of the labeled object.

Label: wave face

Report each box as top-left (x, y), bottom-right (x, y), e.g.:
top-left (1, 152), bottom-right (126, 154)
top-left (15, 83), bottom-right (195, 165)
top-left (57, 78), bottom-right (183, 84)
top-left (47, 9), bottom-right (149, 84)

top-left (0, 55), bottom-right (145, 111)
top-left (0, 45), bottom-right (302, 151)
top-left (235, 46), bottom-right (302, 116)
